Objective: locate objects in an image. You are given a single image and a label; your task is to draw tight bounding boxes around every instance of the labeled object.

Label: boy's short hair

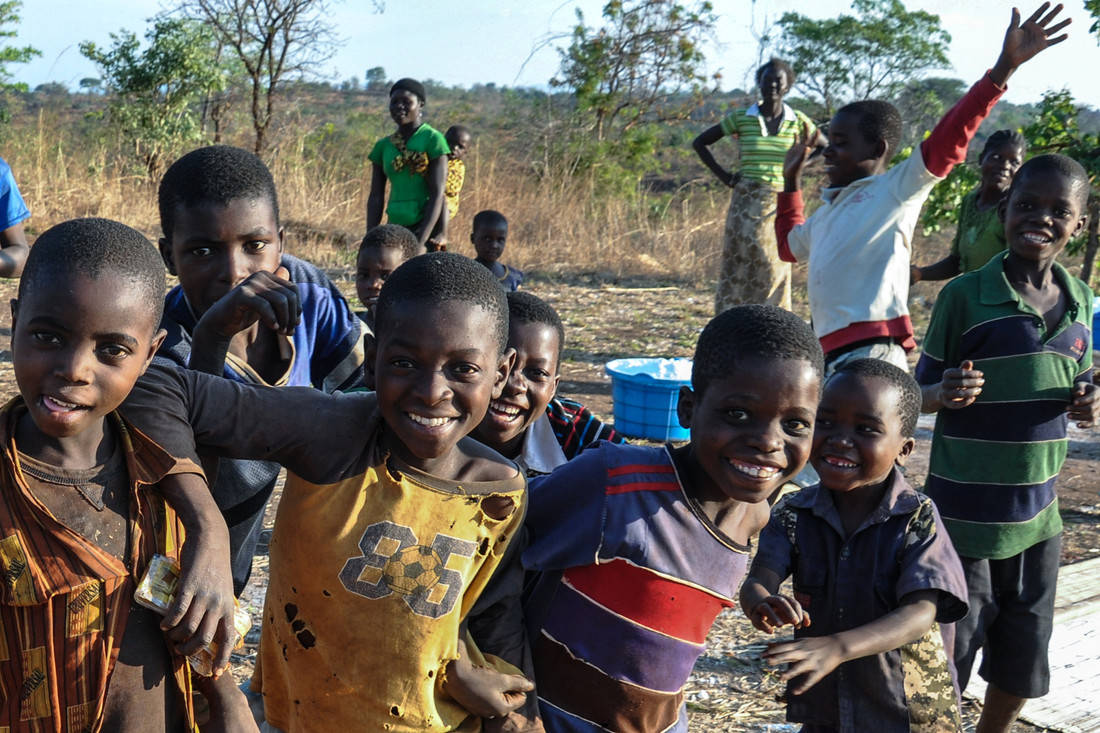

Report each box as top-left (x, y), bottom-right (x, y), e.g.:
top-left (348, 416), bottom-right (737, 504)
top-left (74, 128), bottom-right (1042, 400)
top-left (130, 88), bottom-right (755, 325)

top-left (1011, 153), bottom-right (1090, 209)
top-left (359, 224), bottom-right (421, 260)
top-left (375, 252), bottom-right (509, 353)
top-left (472, 210), bottom-right (508, 231)
top-left (445, 125), bottom-right (471, 147)
top-left (692, 305), bottom-right (823, 395)
top-left (832, 358), bottom-right (921, 437)
top-left (980, 129), bottom-right (1027, 161)
top-left (836, 100), bottom-right (902, 160)
top-left (507, 291), bottom-right (565, 357)
top-left (756, 57), bottom-right (795, 86)
top-left (19, 217), bottom-right (166, 326)
top-left (158, 145), bottom-right (279, 241)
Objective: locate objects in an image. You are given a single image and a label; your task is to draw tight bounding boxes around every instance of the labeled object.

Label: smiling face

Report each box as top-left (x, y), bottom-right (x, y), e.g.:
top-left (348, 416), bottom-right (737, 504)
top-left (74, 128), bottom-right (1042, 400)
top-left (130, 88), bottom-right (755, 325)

top-left (161, 197), bottom-right (283, 317)
top-left (757, 65), bottom-right (790, 105)
top-left (11, 272), bottom-right (164, 454)
top-left (1001, 169), bottom-right (1088, 266)
top-left (389, 89), bottom-right (423, 128)
top-left (356, 246), bottom-right (407, 313)
top-left (374, 299), bottom-right (513, 474)
top-left (811, 372), bottom-right (914, 495)
top-left (473, 320), bottom-right (561, 457)
top-left (471, 222), bottom-right (508, 264)
top-left (822, 109), bottom-right (884, 188)
top-left (677, 357), bottom-right (819, 505)
top-left (979, 141), bottom-right (1025, 194)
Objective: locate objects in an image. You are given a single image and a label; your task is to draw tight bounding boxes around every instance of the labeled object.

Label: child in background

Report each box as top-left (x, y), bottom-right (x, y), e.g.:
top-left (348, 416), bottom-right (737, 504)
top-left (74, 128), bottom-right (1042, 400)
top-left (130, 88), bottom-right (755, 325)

top-left (915, 154), bottom-right (1097, 733)
top-left (0, 156), bottom-right (30, 278)
top-left (428, 124), bottom-right (473, 253)
top-left (521, 305), bottom-right (823, 732)
top-left (741, 358), bottom-right (968, 732)
top-left (777, 4), bottom-right (1068, 374)
top-left (472, 291), bottom-right (621, 476)
top-left (355, 223), bottom-right (421, 333)
top-left (1, 218), bottom-right (253, 732)
top-left (472, 210), bottom-right (523, 291)
top-left (123, 253), bottom-right (540, 732)
top-left (155, 145), bottom-right (368, 596)
top-left (912, 129), bottom-right (1027, 283)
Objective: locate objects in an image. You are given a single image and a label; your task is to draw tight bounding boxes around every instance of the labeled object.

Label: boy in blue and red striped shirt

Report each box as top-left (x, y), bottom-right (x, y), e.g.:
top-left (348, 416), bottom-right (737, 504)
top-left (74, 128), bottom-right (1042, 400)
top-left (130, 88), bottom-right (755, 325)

top-left (521, 305), bottom-right (824, 732)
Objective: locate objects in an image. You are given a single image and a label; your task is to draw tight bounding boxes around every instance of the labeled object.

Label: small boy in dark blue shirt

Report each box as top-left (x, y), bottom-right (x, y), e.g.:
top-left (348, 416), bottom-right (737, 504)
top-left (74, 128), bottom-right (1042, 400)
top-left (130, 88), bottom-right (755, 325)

top-left (741, 359), bottom-right (968, 733)
top-left (471, 210), bottom-right (523, 291)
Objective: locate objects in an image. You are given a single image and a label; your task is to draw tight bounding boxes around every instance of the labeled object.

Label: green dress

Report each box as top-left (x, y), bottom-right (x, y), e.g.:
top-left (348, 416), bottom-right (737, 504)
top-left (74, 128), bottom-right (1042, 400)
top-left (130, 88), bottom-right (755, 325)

top-left (951, 191), bottom-right (1007, 273)
top-left (368, 123), bottom-right (450, 227)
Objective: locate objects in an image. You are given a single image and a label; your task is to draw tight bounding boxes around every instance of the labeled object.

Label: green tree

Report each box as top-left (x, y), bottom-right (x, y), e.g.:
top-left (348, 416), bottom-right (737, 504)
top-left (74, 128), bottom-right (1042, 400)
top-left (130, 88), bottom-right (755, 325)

top-left (776, 0), bottom-right (950, 116)
top-left (0, 0), bottom-right (38, 91)
top-left (81, 18), bottom-right (227, 175)
top-left (365, 66), bottom-right (387, 92)
top-left (1087, 0), bottom-right (1100, 42)
top-left (548, 0), bottom-right (717, 193)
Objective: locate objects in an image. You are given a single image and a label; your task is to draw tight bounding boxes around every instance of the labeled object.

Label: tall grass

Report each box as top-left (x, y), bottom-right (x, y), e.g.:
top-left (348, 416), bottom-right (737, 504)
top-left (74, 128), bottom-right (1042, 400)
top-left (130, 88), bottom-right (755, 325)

top-left (3, 99), bottom-right (730, 282)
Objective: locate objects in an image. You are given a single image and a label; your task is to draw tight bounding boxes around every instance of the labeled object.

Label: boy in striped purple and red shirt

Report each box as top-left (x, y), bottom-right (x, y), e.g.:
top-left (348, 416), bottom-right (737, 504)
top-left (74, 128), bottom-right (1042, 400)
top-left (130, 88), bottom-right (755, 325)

top-left (916, 154), bottom-right (1098, 732)
top-left (521, 305), bottom-right (824, 732)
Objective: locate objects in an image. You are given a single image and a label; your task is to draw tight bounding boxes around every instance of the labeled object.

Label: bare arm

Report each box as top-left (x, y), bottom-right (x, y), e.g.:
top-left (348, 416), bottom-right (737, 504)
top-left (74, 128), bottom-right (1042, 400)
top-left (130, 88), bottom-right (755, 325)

top-left (0, 221), bottom-right (29, 278)
top-left (911, 254), bottom-right (961, 284)
top-left (366, 163), bottom-right (386, 229)
top-left (415, 156), bottom-right (447, 248)
top-left (763, 589), bottom-right (939, 695)
top-left (692, 124), bottom-right (738, 187)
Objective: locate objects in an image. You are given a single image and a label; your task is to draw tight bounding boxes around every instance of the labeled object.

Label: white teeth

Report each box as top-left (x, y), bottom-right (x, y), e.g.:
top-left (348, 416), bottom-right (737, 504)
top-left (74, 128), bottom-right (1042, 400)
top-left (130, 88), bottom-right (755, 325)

top-left (44, 396), bottom-right (80, 410)
top-left (730, 460), bottom-right (779, 478)
top-left (491, 401), bottom-right (522, 417)
top-left (408, 413), bottom-right (452, 427)
top-left (826, 456), bottom-right (858, 468)
top-left (1022, 232), bottom-right (1050, 244)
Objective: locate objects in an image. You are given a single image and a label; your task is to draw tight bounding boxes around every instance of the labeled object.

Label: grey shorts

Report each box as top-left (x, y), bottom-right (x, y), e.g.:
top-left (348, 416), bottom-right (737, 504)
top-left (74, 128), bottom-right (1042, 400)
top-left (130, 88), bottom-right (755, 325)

top-left (824, 340), bottom-right (909, 378)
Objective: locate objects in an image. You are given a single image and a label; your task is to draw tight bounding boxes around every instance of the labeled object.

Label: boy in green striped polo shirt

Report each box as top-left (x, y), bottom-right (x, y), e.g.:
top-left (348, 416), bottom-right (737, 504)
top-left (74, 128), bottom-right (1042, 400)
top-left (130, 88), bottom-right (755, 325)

top-left (915, 154), bottom-right (1097, 733)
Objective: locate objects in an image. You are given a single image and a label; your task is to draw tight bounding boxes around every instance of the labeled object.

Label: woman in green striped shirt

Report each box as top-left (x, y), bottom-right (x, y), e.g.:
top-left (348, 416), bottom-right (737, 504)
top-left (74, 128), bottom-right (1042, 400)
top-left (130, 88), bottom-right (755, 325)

top-left (694, 58), bottom-right (822, 313)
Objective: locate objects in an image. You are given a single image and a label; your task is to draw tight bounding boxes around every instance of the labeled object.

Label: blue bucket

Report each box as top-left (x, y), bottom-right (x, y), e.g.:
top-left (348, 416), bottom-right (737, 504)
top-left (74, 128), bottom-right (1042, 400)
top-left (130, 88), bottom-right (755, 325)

top-left (1093, 297), bottom-right (1100, 337)
top-left (605, 358), bottom-right (693, 442)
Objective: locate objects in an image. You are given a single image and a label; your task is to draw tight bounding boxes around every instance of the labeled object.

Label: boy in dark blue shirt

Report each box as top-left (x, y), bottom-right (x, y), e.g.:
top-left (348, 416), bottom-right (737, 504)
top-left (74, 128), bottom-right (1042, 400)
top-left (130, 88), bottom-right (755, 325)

top-left (742, 359), bottom-right (968, 732)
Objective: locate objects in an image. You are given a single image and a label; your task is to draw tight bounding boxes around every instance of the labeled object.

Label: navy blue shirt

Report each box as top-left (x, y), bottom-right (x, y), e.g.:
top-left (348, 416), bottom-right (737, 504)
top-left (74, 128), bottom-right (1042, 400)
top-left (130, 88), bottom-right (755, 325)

top-left (752, 469), bottom-right (968, 732)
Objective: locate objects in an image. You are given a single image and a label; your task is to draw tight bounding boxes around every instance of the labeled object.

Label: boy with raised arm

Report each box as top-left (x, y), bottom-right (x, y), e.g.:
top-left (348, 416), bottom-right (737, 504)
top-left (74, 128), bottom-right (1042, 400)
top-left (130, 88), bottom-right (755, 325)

top-left (915, 154), bottom-right (1097, 733)
top-left (777, 3), bottom-right (1070, 374)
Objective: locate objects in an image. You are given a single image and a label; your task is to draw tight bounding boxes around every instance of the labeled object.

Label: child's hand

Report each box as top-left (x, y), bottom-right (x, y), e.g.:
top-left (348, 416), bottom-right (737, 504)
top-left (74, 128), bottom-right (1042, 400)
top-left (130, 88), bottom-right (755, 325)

top-left (991, 3), bottom-right (1071, 85)
top-left (1067, 381), bottom-right (1100, 427)
top-left (197, 266), bottom-right (301, 340)
top-left (782, 142), bottom-right (813, 192)
top-left (723, 170), bottom-right (742, 188)
top-left (763, 635), bottom-right (846, 696)
top-left (749, 594), bottom-right (811, 634)
top-left (162, 519), bottom-right (237, 676)
top-left (443, 647), bottom-right (534, 720)
top-left (938, 360), bottom-right (984, 409)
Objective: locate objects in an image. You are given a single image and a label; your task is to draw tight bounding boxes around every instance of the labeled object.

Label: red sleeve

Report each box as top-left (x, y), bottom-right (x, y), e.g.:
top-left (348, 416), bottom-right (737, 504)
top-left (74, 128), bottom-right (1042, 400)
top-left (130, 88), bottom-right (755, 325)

top-left (919, 72), bottom-right (1006, 178)
top-left (775, 191), bottom-right (805, 263)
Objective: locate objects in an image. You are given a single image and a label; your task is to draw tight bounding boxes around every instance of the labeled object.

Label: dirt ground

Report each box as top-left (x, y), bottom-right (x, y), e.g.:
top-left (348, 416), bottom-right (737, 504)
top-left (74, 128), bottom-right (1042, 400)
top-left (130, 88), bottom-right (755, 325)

top-left (2, 271), bottom-right (1095, 732)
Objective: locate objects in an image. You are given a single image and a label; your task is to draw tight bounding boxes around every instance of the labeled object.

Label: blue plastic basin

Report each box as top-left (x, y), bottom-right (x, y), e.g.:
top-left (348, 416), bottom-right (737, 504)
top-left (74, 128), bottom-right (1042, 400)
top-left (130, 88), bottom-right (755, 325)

top-left (1093, 297), bottom-right (1100, 338)
top-left (605, 358), bottom-right (693, 442)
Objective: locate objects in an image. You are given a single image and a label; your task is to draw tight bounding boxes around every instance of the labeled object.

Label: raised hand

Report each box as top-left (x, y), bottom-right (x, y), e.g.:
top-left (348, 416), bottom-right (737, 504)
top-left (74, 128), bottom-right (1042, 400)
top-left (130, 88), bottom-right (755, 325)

top-left (938, 360), bottom-right (984, 410)
top-left (1067, 381), bottom-right (1100, 428)
top-left (782, 141), bottom-right (814, 193)
top-left (991, 3), bottom-right (1071, 85)
top-left (749, 593), bottom-right (811, 634)
top-left (198, 265), bottom-right (301, 341)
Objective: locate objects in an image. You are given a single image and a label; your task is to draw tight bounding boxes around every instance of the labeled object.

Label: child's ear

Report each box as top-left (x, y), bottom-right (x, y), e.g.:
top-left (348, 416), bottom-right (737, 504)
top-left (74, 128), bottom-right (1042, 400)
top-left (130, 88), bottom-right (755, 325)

top-left (1073, 211), bottom-right (1088, 239)
top-left (158, 237), bottom-right (177, 277)
top-left (676, 385), bottom-right (696, 429)
top-left (277, 226), bottom-right (286, 254)
top-left (874, 138), bottom-right (889, 162)
top-left (139, 328), bottom-right (168, 374)
top-left (998, 197), bottom-right (1008, 223)
top-left (9, 299), bottom-right (18, 335)
top-left (492, 347), bottom-right (517, 399)
top-left (894, 436), bottom-right (916, 467)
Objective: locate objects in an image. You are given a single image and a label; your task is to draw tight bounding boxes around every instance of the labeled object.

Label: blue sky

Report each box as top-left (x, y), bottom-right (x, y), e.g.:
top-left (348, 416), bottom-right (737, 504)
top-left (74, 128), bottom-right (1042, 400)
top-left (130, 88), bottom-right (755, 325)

top-left (11, 0), bottom-right (1100, 104)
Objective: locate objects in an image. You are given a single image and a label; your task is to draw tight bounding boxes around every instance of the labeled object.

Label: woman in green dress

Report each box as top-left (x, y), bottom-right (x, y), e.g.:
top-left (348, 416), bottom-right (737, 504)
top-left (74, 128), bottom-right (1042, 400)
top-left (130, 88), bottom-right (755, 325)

top-left (366, 78), bottom-right (450, 251)
top-left (911, 130), bottom-right (1027, 283)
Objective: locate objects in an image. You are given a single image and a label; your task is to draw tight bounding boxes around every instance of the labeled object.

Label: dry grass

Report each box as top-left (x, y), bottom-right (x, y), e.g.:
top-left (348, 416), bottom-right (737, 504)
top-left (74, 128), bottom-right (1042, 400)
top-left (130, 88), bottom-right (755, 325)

top-left (3, 103), bottom-right (731, 281)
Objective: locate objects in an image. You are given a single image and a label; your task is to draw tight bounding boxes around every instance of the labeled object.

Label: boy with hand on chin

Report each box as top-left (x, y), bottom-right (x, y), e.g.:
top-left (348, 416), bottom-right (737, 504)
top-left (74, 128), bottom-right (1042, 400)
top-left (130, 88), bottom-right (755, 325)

top-left (742, 359), bottom-right (968, 732)
top-left (123, 253), bottom-right (541, 732)
top-left (777, 3), bottom-right (1070, 374)
top-left (1, 219), bottom-right (254, 732)
top-left (916, 154), bottom-right (1097, 733)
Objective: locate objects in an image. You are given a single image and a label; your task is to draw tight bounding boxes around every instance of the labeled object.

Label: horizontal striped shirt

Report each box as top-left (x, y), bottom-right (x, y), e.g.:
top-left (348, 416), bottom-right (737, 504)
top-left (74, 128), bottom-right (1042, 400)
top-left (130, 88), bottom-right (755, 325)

top-left (914, 253), bottom-right (1093, 559)
top-left (719, 103), bottom-right (816, 190)
top-left (523, 443), bottom-right (748, 732)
